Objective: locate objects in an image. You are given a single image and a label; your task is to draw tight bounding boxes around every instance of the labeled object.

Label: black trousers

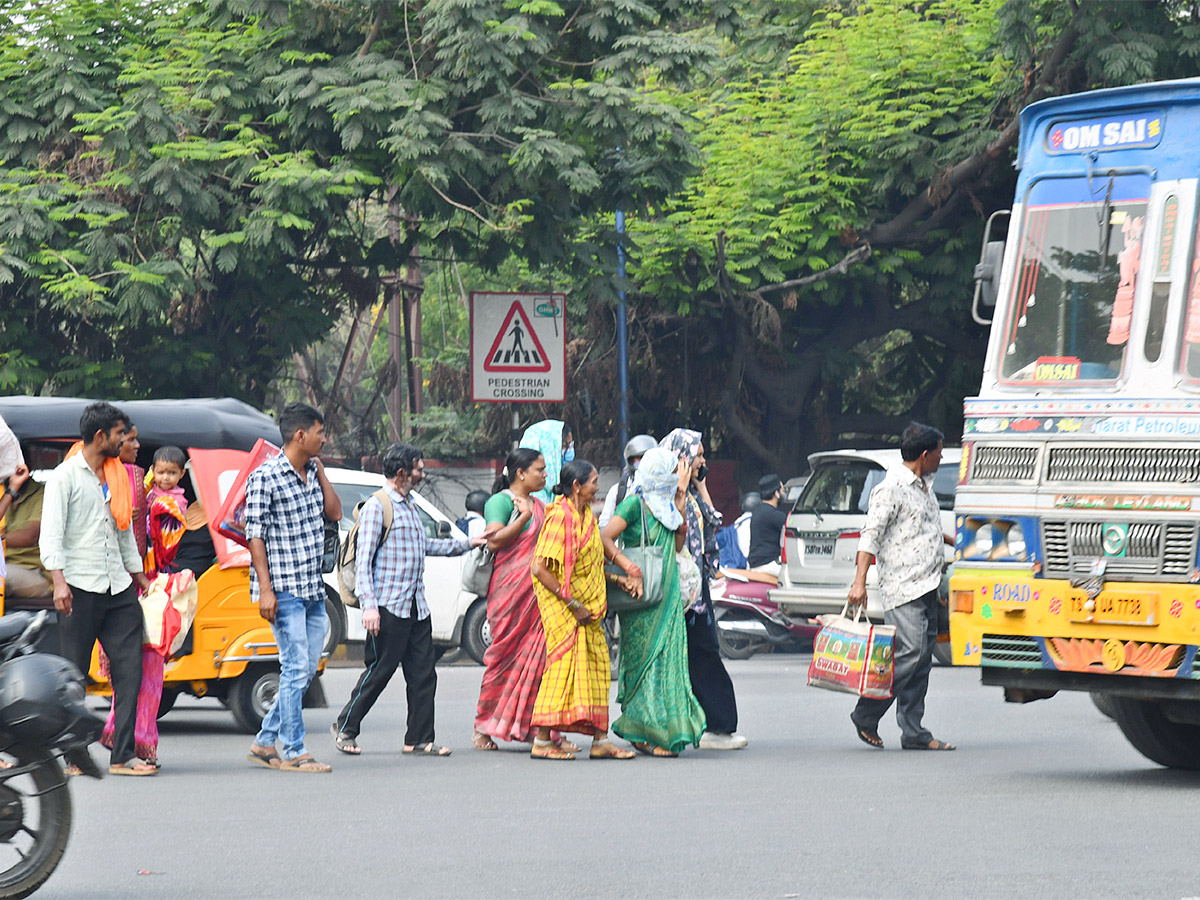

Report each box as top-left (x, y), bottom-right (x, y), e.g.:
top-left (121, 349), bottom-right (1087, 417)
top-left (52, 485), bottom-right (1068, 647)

top-left (59, 583), bottom-right (144, 765)
top-left (335, 609), bottom-right (437, 745)
top-left (686, 577), bottom-right (738, 734)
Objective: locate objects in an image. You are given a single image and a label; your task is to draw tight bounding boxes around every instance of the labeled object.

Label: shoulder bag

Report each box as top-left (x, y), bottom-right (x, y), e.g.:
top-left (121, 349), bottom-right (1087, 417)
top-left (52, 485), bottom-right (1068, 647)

top-left (605, 499), bottom-right (665, 613)
top-left (460, 490), bottom-right (518, 596)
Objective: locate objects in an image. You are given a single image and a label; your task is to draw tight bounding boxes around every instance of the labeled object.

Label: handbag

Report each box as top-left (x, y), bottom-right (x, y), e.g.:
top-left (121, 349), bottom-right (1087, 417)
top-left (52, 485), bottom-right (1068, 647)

top-left (807, 603), bottom-right (896, 699)
top-left (460, 491), bottom-right (517, 596)
top-left (605, 499), bottom-right (665, 613)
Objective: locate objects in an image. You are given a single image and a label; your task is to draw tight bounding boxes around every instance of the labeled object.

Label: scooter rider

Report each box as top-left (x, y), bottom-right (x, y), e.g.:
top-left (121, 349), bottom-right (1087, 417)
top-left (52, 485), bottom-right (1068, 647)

top-left (599, 434), bottom-right (657, 528)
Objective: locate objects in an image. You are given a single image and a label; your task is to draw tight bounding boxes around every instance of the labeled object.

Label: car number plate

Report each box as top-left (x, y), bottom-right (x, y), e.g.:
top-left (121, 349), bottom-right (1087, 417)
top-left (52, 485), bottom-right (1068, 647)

top-left (803, 539), bottom-right (835, 560)
top-left (1067, 592), bottom-right (1158, 626)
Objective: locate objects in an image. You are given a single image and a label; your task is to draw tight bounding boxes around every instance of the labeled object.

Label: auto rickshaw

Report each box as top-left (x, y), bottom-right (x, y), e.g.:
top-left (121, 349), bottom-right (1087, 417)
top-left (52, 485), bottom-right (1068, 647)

top-left (0, 396), bottom-right (337, 732)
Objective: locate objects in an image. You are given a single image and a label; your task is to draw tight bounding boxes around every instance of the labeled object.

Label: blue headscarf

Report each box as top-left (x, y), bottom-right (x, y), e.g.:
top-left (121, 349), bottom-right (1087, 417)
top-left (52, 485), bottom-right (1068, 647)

top-left (519, 419), bottom-right (565, 504)
top-left (632, 447), bottom-right (684, 530)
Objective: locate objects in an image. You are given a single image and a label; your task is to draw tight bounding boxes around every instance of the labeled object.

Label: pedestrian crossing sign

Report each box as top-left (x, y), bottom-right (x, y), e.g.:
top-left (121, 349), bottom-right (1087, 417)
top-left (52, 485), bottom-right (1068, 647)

top-left (470, 292), bottom-right (565, 402)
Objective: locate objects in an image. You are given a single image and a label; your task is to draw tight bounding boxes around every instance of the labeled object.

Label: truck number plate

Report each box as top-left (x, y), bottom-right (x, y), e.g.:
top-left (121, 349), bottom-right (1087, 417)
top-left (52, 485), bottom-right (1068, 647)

top-left (1067, 592), bottom-right (1158, 626)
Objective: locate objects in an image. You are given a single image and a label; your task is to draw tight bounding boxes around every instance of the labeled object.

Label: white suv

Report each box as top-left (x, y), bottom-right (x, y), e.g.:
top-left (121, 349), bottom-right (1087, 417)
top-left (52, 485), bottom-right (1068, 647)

top-left (323, 468), bottom-right (487, 660)
top-left (770, 449), bottom-right (959, 647)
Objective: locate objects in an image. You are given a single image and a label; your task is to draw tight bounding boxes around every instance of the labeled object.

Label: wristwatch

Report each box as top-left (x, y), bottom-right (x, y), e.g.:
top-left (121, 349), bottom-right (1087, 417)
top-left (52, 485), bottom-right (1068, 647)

top-left (3, 487), bottom-right (17, 500)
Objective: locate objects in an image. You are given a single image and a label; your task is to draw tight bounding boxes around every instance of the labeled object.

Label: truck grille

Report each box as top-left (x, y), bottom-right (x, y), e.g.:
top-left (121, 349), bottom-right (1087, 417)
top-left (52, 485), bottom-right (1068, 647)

top-left (1047, 446), bottom-right (1200, 484)
top-left (981, 634), bottom-right (1042, 667)
top-left (1041, 521), bottom-right (1197, 580)
top-left (972, 445), bottom-right (1039, 482)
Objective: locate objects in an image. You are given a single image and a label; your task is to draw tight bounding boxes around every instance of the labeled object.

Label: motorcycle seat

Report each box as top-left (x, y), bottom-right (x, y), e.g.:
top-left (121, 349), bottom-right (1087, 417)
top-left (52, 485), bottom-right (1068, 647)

top-left (719, 568), bottom-right (780, 586)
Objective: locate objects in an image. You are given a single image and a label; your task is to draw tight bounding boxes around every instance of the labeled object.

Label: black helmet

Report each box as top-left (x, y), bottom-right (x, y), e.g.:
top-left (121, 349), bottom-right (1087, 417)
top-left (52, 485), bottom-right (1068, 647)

top-left (465, 490), bottom-right (489, 514)
top-left (741, 491), bottom-right (762, 514)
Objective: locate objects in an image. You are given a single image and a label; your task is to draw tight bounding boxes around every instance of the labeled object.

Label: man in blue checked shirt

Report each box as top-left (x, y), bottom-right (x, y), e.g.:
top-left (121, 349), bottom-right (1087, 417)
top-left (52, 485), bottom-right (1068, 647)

top-left (245, 403), bottom-right (342, 773)
top-left (331, 443), bottom-right (485, 757)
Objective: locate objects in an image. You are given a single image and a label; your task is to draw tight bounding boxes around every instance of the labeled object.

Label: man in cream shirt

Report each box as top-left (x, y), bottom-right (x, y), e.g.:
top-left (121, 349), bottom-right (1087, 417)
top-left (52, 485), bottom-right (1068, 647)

top-left (40, 402), bottom-right (154, 775)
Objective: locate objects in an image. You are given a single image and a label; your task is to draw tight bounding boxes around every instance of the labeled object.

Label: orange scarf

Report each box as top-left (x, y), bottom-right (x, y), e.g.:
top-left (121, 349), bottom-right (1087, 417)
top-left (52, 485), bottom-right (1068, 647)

top-left (64, 441), bottom-right (133, 531)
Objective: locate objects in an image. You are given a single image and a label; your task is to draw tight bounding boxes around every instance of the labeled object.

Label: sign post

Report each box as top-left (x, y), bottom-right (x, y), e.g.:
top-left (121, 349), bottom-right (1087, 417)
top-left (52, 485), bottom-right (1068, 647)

top-left (470, 292), bottom-right (566, 403)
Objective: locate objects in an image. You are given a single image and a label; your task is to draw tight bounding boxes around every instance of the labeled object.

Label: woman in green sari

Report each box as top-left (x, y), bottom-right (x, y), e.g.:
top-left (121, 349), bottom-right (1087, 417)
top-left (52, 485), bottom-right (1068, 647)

top-left (600, 447), bottom-right (706, 756)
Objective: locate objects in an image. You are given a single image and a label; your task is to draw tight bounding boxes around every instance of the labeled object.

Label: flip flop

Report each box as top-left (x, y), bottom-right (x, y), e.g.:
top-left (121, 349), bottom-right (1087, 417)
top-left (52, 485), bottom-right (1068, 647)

top-left (331, 724), bottom-right (361, 755)
top-left (109, 759), bottom-right (157, 776)
top-left (530, 740), bottom-right (574, 760)
top-left (589, 740), bottom-right (636, 760)
top-left (854, 725), bottom-right (884, 749)
top-left (280, 754), bottom-right (332, 773)
top-left (552, 737), bottom-right (581, 753)
top-left (903, 738), bottom-right (956, 751)
top-left (471, 732), bottom-right (498, 751)
top-left (633, 741), bottom-right (677, 758)
top-left (404, 743), bottom-right (451, 757)
top-left (246, 747), bottom-right (282, 769)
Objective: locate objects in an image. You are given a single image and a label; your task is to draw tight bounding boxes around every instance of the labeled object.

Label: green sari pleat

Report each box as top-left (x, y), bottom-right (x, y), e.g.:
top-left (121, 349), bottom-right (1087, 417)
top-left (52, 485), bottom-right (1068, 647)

top-left (611, 497), bottom-right (706, 753)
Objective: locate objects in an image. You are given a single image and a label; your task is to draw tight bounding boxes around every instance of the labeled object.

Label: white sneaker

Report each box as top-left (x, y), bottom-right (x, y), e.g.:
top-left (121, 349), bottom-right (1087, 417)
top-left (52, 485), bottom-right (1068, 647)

top-left (699, 731), bottom-right (748, 751)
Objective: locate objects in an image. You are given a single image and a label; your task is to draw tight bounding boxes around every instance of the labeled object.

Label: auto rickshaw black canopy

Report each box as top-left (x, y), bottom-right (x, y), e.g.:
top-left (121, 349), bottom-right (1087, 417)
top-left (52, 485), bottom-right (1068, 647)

top-left (0, 396), bottom-right (280, 451)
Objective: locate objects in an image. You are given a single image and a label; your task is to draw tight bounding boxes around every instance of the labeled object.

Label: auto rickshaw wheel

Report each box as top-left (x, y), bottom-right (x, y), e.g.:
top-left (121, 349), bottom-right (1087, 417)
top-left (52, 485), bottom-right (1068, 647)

top-left (157, 689), bottom-right (179, 720)
top-left (227, 666), bottom-right (279, 734)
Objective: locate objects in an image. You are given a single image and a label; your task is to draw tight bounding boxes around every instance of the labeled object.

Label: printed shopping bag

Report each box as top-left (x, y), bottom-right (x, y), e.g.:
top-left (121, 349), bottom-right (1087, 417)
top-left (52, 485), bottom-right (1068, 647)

top-left (212, 438), bottom-right (280, 546)
top-left (807, 604), bottom-right (895, 699)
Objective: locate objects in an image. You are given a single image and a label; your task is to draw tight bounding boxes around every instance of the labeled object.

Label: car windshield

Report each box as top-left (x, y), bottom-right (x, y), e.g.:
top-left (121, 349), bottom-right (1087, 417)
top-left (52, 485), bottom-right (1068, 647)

top-left (794, 460), bottom-right (958, 515)
top-left (998, 173), bottom-right (1150, 385)
top-left (794, 462), bottom-right (885, 515)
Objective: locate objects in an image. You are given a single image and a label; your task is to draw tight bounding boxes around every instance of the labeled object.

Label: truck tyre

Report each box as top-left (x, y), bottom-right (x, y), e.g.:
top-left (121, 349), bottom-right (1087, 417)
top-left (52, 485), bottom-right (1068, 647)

top-left (461, 600), bottom-right (490, 666)
top-left (1091, 691), bottom-right (1117, 720)
top-left (1109, 696), bottom-right (1200, 770)
top-left (227, 666), bottom-right (278, 734)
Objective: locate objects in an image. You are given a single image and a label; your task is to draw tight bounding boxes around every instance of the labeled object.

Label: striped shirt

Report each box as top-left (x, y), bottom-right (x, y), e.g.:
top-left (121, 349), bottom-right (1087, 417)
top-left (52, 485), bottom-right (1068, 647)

top-left (355, 485), bottom-right (470, 618)
top-left (244, 453), bottom-right (325, 605)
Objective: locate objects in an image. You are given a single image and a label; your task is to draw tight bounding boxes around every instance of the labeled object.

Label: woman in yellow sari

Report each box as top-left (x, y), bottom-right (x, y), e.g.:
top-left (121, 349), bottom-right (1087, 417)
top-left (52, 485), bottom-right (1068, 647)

top-left (529, 460), bottom-right (636, 761)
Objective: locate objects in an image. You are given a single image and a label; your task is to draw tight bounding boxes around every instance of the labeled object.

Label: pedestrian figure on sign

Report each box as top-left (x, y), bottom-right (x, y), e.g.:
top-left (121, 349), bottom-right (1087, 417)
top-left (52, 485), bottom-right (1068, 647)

top-left (848, 422), bottom-right (956, 752)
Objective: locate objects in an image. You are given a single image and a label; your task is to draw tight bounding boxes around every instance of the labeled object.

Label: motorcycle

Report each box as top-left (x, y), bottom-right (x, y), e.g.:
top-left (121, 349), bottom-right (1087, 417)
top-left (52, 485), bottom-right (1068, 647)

top-left (713, 570), bottom-right (820, 660)
top-left (0, 611), bottom-right (103, 899)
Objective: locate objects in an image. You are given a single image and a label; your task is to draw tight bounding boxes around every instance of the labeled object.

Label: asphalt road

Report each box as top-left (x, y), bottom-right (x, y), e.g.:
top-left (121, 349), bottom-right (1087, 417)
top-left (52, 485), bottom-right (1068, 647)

top-left (33, 656), bottom-right (1200, 900)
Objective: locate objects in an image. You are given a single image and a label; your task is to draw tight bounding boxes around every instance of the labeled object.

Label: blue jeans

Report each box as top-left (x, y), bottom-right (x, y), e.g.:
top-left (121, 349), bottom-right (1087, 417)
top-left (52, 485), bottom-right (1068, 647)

top-left (255, 592), bottom-right (327, 759)
top-left (852, 589), bottom-right (937, 747)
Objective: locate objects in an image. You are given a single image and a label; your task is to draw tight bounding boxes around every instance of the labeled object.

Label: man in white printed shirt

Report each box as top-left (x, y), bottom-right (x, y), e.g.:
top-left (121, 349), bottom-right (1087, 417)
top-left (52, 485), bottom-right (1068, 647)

top-left (847, 423), bottom-right (956, 751)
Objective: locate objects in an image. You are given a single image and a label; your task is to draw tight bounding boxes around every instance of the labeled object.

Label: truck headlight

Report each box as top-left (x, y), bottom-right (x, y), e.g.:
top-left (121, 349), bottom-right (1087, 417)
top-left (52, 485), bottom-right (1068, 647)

top-left (959, 517), bottom-right (1030, 563)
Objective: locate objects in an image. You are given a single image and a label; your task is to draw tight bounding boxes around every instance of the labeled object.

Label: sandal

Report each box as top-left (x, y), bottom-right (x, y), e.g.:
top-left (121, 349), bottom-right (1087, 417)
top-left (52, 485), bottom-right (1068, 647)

top-left (530, 739), bottom-right (574, 760)
top-left (853, 724), bottom-right (884, 749)
top-left (331, 724), bottom-right (361, 755)
top-left (64, 764), bottom-right (83, 778)
top-left (109, 759), bottom-right (158, 776)
top-left (279, 754), bottom-right (332, 773)
top-left (404, 742), bottom-right (451, 757)
top-left (552, 737), bottom-right (581, 753)
top-left (589, 740), bottom-right (636, 760)
top-left (633, 741), bottom-right (677, 758)
top-left (471, 732), bottom-right (498, 751)
top-left (246, 745), bottom-right (282, 769)
top-left (902, 738), bottom-right (956, 751)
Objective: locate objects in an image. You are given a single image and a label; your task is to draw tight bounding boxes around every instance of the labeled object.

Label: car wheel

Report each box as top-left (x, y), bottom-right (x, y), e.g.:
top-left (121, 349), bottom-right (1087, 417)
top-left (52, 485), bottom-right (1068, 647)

top-left (461, 599), bottom-right (490, 665)
top-left (227, 665), bottom-right (278, 734)
top-left (323, 587), bottom-right (347, 656)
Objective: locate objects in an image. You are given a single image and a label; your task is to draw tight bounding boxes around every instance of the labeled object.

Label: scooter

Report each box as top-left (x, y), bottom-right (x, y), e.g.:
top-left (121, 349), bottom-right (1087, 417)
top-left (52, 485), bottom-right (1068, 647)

top-left (0, 611), bottom-right (104, 899)
top-left (713, 570), bottom-right (820, 659)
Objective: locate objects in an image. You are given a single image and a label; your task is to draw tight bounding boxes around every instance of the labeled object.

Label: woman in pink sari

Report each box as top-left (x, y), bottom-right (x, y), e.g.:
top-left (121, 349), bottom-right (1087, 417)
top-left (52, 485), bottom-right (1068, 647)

top-left (472, 448), bottom-right (577, 752)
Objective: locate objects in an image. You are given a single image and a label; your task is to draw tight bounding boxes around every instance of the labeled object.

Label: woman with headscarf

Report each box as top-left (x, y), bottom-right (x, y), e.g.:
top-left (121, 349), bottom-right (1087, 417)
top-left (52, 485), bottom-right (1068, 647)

top-left (660, 428), bottom-right (747, 751)
top-left (472, 447), bottom-right (577, 754)
top-left (600, 447), bottom-right (706, 756)
top-left (528, 459), bottom-right (635, 760)
top-left (518, 419), bottom-right (573, 505)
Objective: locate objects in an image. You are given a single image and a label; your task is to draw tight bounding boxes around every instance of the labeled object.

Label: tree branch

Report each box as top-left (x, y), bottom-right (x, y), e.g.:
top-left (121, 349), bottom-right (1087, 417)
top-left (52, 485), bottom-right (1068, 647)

top-left (751, 244), bottom-right (873, 298)
top-left (357, 7), bottom-right (385, 58)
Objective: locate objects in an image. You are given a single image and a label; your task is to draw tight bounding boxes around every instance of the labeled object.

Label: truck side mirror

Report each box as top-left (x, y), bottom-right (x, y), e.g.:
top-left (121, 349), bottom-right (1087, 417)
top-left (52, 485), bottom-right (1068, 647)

top-left (972, 210), bottom-right (1010, 326)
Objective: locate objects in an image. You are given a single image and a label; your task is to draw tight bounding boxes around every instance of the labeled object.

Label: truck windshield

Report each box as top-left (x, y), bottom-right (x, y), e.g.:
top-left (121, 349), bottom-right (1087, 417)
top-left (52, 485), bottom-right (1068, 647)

top-left (999, 174), bottom-right (1151, 385)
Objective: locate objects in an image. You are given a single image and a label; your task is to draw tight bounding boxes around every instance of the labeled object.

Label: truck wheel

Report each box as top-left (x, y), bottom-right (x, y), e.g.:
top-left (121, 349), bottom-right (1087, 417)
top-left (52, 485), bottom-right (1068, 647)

top-left (461, 600), bottom-right (490, 666)
top-left (227, 666), bottom-right (278, 734)
top-left (1109, 696), bottom-right (1200, 770)
top-left (1091, 691), bottom-right (1117, 720)
top-left (323, 587), bottom-right (346, 656)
